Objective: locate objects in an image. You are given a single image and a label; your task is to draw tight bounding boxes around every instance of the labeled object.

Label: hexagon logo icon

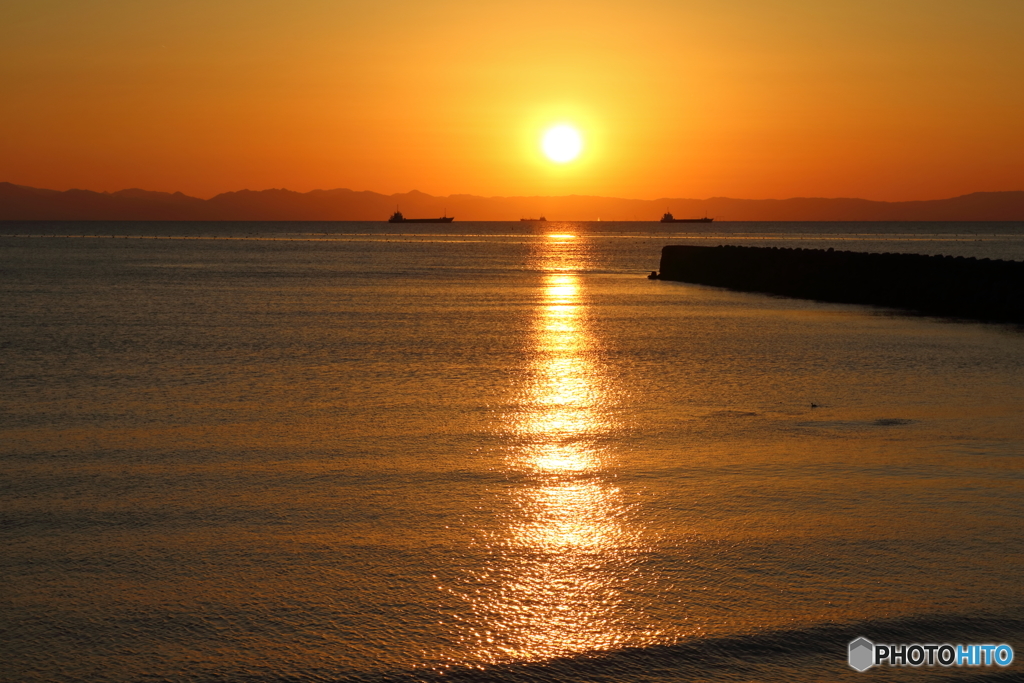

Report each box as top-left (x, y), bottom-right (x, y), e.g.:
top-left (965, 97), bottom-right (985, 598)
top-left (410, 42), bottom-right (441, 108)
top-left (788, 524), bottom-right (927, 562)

top-left (849, 637), bottom-right (874, 672)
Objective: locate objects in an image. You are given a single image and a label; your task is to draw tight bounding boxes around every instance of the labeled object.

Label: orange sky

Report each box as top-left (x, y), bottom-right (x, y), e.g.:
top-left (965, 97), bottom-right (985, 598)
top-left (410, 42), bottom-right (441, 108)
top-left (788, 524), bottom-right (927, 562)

top-left (1, 0), bottom-right (1022, 201)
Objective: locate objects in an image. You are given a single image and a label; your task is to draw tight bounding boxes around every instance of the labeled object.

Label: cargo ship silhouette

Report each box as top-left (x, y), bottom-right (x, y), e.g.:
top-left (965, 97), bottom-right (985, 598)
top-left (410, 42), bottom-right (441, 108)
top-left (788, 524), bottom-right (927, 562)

top-left (388, 209), bottom-right (454, 223)
top-left (520, 216), bottom-right (546, 222)
top-left (660, 211), bottom-right (713, 223)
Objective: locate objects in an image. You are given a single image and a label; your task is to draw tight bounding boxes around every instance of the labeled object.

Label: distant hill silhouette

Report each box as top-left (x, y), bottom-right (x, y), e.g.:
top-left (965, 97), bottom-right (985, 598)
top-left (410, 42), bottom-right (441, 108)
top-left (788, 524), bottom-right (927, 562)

top-left (2, 182), bottom-right (1023, 221)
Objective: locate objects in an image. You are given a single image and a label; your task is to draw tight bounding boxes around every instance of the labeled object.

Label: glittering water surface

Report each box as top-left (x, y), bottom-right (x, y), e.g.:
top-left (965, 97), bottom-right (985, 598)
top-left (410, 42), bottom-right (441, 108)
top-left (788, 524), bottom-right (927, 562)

top-left (2, 223), bottom-right (1024, 682)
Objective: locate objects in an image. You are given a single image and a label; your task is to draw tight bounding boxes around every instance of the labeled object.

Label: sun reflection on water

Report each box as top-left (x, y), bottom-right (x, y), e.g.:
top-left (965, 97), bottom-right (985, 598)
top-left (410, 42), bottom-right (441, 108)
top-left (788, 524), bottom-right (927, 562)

top-left (455, 239), bottom-right (658, 663)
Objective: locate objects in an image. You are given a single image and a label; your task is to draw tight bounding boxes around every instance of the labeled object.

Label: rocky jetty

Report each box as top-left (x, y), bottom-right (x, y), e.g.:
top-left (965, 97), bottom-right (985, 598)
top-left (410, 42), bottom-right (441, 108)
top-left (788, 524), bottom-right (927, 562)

top-left (656, 245), bottom-right (1024, 323)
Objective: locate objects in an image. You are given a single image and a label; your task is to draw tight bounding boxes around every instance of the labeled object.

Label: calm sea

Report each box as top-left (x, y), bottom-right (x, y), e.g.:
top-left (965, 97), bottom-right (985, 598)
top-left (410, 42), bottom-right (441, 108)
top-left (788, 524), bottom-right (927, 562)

top-left (3, 222), bottom-right (1024, 682)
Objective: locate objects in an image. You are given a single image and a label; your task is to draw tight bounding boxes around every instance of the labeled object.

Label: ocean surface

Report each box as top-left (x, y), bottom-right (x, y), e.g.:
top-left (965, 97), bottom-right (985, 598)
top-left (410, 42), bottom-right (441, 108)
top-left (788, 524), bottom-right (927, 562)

top-left (3, 221), bottom-right (1024, 682)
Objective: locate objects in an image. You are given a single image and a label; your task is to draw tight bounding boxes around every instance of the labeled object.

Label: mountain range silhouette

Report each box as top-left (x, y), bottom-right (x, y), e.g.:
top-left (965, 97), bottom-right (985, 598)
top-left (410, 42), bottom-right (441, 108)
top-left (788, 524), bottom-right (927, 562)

top-left (1, 182), bottom-right (1022, 221)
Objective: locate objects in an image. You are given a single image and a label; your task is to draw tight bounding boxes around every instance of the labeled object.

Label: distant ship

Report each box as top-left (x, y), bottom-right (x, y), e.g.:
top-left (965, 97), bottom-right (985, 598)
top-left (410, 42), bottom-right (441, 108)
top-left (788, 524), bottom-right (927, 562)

top-left (660, 212), bottom-right (713, 223)
top-left (520, 216), bottom-right (547, 222)
top-left (388, 210), bottom-right (454, 223)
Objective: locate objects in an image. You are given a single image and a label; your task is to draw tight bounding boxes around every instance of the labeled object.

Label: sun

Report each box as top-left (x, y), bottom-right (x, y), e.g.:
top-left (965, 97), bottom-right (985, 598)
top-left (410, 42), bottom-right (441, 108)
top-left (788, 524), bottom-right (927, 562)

top-left (542, 125), bottom-right (582, 163)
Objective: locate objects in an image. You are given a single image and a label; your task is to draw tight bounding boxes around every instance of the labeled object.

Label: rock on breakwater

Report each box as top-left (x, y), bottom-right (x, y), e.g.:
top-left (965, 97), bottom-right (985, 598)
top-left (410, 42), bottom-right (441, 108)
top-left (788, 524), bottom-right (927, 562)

top-left (656, 245), bottom-right (1024, 323)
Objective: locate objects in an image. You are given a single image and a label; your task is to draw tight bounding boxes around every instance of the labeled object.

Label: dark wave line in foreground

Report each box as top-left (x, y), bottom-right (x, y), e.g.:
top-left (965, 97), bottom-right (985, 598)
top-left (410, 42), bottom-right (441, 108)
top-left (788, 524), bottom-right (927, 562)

top-left (330, 613), bottom-right (1023, 683)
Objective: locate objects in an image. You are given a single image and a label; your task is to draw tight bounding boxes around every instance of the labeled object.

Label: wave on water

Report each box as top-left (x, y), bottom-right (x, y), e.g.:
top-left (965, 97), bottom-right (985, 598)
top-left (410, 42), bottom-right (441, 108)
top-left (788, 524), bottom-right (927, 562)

top-left (326, 614), bottom-right (1024, 683)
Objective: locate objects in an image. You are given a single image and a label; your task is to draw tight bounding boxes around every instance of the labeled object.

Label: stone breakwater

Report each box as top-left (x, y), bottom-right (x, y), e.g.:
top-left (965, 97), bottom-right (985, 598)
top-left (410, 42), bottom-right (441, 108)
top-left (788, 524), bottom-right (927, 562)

top-left (657, 245), bottom-right (1024, 323)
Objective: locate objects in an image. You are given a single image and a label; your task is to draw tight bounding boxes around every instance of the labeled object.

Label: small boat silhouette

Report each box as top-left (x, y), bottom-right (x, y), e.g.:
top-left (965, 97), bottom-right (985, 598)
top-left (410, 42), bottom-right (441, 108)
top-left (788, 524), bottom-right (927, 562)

top-left (660, 211), bottom-right (713, 223)
top-left (388, 208), bottom-right (454, 223)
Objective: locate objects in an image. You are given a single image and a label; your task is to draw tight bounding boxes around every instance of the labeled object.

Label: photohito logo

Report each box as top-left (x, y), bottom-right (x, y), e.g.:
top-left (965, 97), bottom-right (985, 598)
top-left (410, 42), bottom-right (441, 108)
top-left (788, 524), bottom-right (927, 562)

top-left (848, 637), bottom-right (1014, 671)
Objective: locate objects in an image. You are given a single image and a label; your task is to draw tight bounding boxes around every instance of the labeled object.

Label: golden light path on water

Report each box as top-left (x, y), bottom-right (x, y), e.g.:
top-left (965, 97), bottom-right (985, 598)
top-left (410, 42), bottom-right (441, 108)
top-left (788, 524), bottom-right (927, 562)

top-left (458, 234), bottom-right (660, 664)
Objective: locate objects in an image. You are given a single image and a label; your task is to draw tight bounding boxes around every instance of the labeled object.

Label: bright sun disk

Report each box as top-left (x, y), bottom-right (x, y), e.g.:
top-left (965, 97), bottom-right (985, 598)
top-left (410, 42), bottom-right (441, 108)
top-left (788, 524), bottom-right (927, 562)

top-left (542, 125), bottom-right (582, 163)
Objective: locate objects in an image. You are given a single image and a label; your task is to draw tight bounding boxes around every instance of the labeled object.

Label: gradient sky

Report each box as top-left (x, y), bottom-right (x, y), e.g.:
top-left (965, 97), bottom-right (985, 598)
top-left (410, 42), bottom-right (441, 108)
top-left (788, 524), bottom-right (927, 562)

top-left (2, 0), bottom-right (1022, 200)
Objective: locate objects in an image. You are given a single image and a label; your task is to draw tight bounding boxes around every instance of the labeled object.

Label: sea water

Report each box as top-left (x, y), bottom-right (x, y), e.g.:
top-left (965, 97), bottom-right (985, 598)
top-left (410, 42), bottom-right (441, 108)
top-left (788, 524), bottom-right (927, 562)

top-left (2, 222), bottom-right (1024, 682)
